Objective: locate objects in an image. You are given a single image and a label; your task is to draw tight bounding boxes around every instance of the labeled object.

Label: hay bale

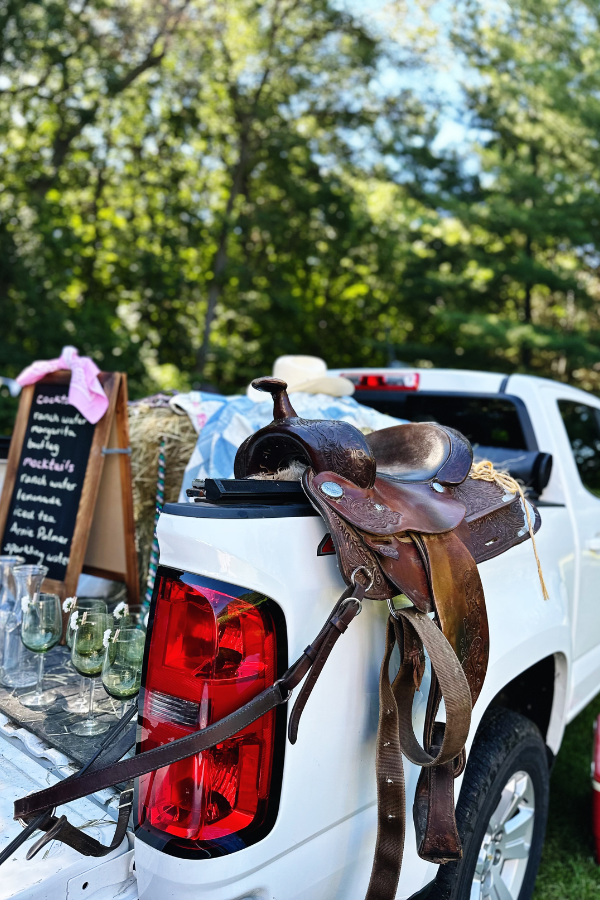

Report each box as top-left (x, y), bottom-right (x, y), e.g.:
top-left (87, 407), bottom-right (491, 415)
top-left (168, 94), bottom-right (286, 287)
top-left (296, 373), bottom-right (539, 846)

top-left (129, 405), bottom-right (197, 598)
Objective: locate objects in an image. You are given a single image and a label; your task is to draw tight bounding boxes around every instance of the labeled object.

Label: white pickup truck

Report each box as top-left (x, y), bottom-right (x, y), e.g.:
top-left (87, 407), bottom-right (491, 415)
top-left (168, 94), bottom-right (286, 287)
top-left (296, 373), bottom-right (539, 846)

top-left (2, 367), bottom-right (600, 900)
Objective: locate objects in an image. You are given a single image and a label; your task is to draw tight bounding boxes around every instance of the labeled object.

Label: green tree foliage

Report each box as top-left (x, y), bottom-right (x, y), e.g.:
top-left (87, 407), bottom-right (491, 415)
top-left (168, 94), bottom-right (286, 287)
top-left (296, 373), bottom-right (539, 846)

top-left (0, 0), bottom-right (430, 420)
top-left (2, 0), bottom-right (600, 436)
top-left (0, 0), bottom-right (192, 424)
top-left (396, 0), bottom-right (600, 385)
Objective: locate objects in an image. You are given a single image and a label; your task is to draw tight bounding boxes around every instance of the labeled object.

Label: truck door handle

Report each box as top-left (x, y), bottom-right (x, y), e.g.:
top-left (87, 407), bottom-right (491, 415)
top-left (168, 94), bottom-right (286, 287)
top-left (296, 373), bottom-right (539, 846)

top-left (585, 537), bottom-right (600, 553)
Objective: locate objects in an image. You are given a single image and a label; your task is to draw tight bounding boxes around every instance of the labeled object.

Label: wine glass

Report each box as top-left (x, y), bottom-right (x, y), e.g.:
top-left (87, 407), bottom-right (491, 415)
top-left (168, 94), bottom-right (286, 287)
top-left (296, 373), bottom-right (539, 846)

top-left (101, 627), bottom-right (145, 717)
top-left (69, 611), bottom-right (112, 736)
top-left (19, 593), bottom-right (62, 708)
top-left (61, 598), bottom-right (108, 713)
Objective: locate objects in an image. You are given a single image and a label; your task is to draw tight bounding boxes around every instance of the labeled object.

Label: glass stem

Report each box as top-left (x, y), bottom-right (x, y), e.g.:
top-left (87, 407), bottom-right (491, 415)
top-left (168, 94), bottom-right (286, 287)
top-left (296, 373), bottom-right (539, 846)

top-left (86, 677), bottom-right (95, 725)
top-left (35, 654), bottom-right (44, 699)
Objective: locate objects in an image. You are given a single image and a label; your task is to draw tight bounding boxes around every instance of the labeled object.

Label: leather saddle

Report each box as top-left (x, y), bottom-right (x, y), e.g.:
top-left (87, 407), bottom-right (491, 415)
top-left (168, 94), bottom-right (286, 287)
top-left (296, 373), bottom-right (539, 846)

top-left (235, 376), bottom-right (542, 895)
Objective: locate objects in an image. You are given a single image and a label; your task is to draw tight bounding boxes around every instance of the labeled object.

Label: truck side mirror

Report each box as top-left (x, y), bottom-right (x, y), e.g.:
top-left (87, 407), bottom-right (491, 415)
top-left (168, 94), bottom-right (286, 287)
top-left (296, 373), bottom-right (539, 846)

top-left (473, 447), bottom-right (553, 498)
top-left (530, 452), bottom-right (553, 497)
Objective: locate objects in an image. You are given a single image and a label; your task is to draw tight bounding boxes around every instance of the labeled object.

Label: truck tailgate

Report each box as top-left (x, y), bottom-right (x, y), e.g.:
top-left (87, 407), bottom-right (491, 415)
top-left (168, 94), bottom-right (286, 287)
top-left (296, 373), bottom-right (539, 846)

top-left (0, 714), bottom-right (136, 900)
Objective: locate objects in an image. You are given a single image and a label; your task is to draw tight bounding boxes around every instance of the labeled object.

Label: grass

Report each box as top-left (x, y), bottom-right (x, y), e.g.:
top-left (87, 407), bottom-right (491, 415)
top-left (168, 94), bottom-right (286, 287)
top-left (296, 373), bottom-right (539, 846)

top-left (533, 694), bottom-right (600, 899)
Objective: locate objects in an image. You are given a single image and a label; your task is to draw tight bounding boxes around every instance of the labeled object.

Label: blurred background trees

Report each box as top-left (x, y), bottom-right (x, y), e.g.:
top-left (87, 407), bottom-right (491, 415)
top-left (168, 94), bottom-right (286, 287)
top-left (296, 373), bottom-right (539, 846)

top-left (1, 0), bottom-right (600, 431)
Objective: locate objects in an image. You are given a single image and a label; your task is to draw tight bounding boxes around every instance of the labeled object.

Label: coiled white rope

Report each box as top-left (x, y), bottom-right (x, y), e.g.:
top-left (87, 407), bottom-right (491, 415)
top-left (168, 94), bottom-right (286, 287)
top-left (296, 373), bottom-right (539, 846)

top-left (470, 460), bottom-right (549, 601)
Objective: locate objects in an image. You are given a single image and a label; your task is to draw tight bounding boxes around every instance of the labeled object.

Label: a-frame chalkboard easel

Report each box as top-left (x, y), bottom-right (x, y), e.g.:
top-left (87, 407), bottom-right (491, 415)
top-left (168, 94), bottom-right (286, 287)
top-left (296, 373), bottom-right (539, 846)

top-left (0, 371), bottom-right (139, 617)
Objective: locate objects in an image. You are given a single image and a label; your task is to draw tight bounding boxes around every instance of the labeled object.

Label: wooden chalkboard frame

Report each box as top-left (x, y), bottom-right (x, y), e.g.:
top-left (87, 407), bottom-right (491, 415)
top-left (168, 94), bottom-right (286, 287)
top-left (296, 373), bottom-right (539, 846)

top-left (0, 371), bottom-right (139, 610)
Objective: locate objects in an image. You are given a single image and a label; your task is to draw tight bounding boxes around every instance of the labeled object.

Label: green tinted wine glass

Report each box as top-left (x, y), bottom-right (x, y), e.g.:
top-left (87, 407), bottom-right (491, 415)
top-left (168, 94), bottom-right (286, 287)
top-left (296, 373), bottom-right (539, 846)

top-left (19, 593), bottom-right (62, 709)
top-left (70, 611), bottom-right (112, 736)
top-left (101, 627), bottom-right (145, 717)
top-left (62, 598), bottom-right (108, 714)
top-left (66, 598), bottom-right (108, 648)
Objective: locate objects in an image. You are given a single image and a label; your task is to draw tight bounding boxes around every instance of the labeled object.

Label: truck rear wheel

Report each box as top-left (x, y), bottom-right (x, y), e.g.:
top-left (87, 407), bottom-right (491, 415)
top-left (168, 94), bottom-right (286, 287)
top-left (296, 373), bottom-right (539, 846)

top-left (431, 707), bottom-right (550, 900)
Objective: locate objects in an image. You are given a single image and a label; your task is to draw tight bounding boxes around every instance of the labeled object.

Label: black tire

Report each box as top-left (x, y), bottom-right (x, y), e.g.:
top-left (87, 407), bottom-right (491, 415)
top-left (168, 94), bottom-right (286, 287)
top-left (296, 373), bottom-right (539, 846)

top-left (430, 707), bottom-right (550, 900)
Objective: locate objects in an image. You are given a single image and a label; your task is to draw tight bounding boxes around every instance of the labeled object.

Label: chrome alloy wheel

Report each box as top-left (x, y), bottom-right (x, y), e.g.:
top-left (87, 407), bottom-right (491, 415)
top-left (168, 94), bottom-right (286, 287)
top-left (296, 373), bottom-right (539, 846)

top-left (470, 771), bottom-right (535, 900)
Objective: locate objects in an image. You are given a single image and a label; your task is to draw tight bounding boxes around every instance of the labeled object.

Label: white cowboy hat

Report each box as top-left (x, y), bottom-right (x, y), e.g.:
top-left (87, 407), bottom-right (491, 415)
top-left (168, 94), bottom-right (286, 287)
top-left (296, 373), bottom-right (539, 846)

top-left (247, 355), bottom-right (354, 401)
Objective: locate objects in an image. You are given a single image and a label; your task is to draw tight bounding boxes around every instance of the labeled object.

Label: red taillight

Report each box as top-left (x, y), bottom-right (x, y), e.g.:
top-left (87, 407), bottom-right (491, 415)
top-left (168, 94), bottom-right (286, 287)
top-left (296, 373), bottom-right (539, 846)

top-left (138, 573), bottom-right (278, 845)
top-left (342, 372), bottom-right (420, 391)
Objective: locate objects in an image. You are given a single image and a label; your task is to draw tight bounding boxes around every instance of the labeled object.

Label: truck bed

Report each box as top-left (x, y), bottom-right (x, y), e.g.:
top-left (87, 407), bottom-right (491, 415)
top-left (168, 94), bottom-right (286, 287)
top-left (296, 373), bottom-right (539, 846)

top-left (0, 650), bottom-right (137, 900)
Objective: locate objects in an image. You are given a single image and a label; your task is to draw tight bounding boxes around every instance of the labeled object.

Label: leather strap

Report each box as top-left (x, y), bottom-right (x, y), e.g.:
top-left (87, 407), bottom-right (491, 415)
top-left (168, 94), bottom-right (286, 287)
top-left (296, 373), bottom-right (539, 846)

top-left (421, 530), bottom-right (489, 705)
top-left (15, 585), bottom-right (365, 823)
top-left (280, 587), bottom-right (356, 696)
top-left (26, 788), bottom-right (133, 859)
top-left (364, 616), bottom-right (407, 900)
top-left (392, 609), bottom-right (471, 769)
top-left (365, 610), bottom-right (472, 900)
top-left (288, 591), bottom-right (364, 743)
top-left (0, 706), bottom-right (138, 867)
top-left (16, 678), bottom-right (289, 821)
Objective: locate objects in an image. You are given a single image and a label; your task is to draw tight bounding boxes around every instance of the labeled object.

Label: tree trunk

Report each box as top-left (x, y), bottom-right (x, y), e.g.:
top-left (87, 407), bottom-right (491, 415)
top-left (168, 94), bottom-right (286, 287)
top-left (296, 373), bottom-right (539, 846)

top-left (195, 130), bottom-right (250, 380)
top-left (195, 234), bottom-right (229, 378)
top-left (522, 233), bottom-right (533, 368)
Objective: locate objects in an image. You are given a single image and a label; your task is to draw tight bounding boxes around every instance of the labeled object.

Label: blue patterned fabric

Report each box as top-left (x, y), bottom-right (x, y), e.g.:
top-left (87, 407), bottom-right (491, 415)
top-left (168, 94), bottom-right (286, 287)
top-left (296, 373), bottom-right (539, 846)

top-left (178, 392), bottom-right (406, 501)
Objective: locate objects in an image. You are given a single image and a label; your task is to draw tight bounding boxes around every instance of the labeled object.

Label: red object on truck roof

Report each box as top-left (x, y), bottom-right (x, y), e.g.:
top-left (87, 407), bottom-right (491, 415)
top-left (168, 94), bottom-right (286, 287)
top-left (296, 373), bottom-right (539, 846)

top-left (342, 372), bottom-right (420, 391)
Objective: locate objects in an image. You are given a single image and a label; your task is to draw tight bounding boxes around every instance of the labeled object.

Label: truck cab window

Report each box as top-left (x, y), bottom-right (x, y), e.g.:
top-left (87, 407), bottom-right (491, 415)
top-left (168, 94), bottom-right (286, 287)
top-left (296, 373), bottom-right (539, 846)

top-left (356, 394), bottom-right (528, 450)
top-left (558, 400), bottom-right (600, 498)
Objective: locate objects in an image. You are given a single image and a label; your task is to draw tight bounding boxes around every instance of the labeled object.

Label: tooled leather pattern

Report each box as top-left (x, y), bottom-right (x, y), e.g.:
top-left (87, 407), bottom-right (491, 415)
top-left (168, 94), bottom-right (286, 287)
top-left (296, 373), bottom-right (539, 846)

top-left (329, 510), bottom-right (391, 599)
top-left (303, 470), bottom-right (390, 599)
top-left (450, 477), bottom-right (505, 517)
top-left (467, 498), bottom-right (539, 564)
top-left (291, 419), bottom-right (374, 487)
top-left (459, 568), bottom-right (488, 704)
top-left (334, 494), bottom-right (403, 531)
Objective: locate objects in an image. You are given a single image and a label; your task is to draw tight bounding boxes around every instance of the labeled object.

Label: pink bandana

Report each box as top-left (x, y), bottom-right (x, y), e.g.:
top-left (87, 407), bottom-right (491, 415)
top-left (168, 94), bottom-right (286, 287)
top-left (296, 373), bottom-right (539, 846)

top-left (16, 346), bottom-right (109, 424)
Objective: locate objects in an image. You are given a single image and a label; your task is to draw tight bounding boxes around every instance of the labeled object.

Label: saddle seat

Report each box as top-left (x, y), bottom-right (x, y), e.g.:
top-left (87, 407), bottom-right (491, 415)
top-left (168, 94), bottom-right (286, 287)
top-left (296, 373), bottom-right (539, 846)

top-left (367, 422), bottom-right (473, 485)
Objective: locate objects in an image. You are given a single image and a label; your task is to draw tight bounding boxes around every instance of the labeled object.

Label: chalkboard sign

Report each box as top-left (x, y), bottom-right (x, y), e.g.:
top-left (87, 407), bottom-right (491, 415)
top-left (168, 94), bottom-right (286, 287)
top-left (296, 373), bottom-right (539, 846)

top-left (0, 371), bottom-right (139, 612)
top-left (1, 383), bottom-right (96, 580)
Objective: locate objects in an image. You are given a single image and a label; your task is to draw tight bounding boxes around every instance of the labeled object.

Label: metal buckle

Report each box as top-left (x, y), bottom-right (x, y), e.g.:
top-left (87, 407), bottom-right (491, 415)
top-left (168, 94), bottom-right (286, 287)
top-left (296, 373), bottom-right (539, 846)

top-left (18, 807), bottom-right (55, 829)
top-left (272, 678), bottom-right (292, 703)
top-left (339, 595), bottom-right (363, 616)
top-left (351, 566), bottom-right (374, 593)
top-left (387, 595), bottom-right (414, 619)
top-left (118, 789), bottom-right (134, 809)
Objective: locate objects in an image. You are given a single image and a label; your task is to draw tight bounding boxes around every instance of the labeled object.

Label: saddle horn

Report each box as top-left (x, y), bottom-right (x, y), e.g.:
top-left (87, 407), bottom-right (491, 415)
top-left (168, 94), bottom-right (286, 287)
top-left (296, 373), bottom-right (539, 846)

top-left (235, 377), bottom-right (376, 487)
top-left (251, 377), bottom-right (298, 420)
